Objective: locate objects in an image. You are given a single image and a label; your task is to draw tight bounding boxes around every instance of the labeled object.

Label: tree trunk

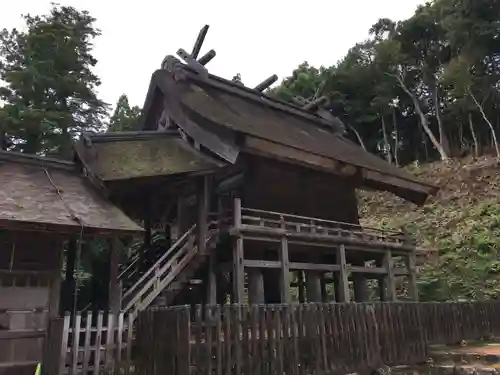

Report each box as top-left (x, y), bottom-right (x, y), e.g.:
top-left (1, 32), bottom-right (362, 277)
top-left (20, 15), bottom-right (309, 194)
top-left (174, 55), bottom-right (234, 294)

top-left (395, 74), bottom-right (449, 160)
top-left (346, 123), bottom-right (367, 151)
top-left (469, 88), bottom-right (500, 158)
top-left (434, 83), bottom-right (451, 156)
top-left (380, 113), bottom-right (392, 164)
top-left (468, 112), bottom-right (479, 158)
top-left (391, 106), bottom-right (400, 166)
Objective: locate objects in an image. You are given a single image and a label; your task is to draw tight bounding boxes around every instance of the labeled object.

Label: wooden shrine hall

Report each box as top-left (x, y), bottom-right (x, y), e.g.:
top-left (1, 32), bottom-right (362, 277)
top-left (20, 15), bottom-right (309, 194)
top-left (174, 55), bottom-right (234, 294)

top-left (73, 25), bottom-right (438, 317)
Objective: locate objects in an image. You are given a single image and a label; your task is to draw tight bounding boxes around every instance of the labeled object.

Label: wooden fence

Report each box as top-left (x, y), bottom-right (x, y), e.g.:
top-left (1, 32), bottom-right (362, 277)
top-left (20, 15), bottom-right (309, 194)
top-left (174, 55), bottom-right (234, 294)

top-left (135, 301), bottom-right (500, 375)
top-left (44, 311), bottom-right (134, 375)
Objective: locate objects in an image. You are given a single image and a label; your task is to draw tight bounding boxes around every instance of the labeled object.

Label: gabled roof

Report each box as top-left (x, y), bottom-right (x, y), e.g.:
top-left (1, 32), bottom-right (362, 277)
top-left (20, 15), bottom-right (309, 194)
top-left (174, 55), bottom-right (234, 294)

top-left (74, 130), bottom-right (225, 182)
top-left (0, 151), bottom-right (143, 236)
top-left (138, 58), bottom-right (438, 205)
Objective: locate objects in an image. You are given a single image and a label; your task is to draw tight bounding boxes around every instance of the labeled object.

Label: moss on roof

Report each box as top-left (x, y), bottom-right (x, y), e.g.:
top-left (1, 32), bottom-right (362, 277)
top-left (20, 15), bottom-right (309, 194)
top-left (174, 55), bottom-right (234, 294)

top-left (88, 136), bottom-right (221, 181)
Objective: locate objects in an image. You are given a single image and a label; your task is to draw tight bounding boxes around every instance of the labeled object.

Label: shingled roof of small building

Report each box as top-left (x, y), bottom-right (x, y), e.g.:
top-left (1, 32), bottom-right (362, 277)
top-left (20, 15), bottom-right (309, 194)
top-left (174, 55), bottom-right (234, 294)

top-left (137, 58), bottom-right (438, 205)
top-left (0, 151), bottom-right (143, 235)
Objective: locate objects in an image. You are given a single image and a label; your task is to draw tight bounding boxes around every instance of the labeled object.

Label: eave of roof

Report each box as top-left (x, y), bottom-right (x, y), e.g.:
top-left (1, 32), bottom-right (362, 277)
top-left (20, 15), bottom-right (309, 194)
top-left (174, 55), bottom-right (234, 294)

top-left (75, 130), bottom-right (226, 182)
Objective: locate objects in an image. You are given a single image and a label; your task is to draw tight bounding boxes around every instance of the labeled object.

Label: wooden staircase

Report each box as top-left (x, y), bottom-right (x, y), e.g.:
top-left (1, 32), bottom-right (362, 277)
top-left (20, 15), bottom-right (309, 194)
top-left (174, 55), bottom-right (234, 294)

top-left (119, 222), bottom-right (219, 319)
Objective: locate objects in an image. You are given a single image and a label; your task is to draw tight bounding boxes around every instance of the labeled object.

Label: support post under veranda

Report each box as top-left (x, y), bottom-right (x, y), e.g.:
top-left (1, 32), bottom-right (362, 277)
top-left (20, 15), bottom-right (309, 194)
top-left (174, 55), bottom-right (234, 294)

top-left (232, 197), bottom-right (245, 303)
top-left (108, 237), bottom-right (122, 315)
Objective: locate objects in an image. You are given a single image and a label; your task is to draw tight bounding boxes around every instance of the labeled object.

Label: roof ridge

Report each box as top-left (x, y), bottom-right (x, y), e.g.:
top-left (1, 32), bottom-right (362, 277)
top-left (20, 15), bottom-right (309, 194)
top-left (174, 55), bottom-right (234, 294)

top-left (0, 151), bottom-right (75, 171)
top-left (165, 59), bottom-right (339, 133)
top-left (82, 130), bottom-right (180, 144)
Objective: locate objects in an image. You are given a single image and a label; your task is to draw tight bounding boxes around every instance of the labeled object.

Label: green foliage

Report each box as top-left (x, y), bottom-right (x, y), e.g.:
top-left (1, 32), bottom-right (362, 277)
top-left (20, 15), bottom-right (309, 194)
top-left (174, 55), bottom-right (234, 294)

top-left (108, 94), bottom-right (141, 132)
top-left (272, 0), bottom-right (500, 164)
top-left (0, 4), bottom-right (107, 158)
top-left (360, 156), bottom-right (500, 301)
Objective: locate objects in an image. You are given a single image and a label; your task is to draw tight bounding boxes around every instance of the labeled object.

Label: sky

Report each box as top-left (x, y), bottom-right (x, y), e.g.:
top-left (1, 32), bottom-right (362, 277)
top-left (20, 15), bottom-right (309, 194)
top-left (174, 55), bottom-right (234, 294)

top-left (1, 0), bottom-right (426, 111)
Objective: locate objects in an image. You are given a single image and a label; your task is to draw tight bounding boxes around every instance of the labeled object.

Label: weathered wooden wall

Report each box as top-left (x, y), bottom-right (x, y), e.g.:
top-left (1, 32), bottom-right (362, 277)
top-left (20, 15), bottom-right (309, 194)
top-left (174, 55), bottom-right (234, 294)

top-left (243, 157), bottom-right (360, 224)
top-left (0, 231), bottom-right (60, 368)
top-left (136, 301), bottom-right (500, 375)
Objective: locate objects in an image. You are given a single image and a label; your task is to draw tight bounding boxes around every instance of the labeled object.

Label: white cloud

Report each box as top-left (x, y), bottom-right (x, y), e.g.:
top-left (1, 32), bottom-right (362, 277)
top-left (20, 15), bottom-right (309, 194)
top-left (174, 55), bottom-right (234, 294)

top-left (1, 0), bottom-right (425, 109)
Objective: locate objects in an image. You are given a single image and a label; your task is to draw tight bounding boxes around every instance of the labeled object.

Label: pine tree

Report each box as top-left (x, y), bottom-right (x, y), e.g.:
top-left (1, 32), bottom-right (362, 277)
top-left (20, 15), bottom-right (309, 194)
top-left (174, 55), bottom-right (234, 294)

top-left (0, 5), bottom-right (108, 158)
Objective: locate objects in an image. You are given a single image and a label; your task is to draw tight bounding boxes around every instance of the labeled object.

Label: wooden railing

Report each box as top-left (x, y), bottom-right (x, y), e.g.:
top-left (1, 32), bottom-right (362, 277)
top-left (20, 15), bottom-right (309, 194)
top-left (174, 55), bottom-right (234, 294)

top-left (239, 206), bottom-right (411, 250)
top-left (136, 301), bottom-right (500, 375)
top-left (44, 311), bottom-right (133, 375)
top-left (122, 220), bottom-right (220, 318)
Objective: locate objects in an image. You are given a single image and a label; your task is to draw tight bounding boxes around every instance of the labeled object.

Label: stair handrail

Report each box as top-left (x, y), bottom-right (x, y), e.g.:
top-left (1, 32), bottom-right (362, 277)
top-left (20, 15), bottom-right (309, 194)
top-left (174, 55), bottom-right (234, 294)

top-left (127, 240), bottom-right (198, 314)
top-left (127, 225), bottom-right (219, 315)
top-left (118, 249), bottom-right (140, 281)
top-left (122, 224), bottom-right (197, 301)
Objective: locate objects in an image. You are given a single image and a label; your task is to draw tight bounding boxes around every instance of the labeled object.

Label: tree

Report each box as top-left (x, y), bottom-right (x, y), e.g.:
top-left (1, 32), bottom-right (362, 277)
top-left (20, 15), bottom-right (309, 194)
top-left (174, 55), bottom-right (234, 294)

top-left (0, 5), bottom-right (107, 159)
top-left (440, 0), bottom-right (500, 158)
top-left (108, 94), bottom-right (141, 132)
top-left (372, 21), bottom-right (450, 161)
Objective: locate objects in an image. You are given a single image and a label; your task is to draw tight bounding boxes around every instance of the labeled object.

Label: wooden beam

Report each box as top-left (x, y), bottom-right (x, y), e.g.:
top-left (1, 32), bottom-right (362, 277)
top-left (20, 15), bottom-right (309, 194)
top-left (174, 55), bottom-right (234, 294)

top-left (248, 268), bottom-right (264, 304)
top-left (233, 225), bottom-right (415, 252)
top-left (303, 96), bottom-right (328, 111)
top-left (305, 272), bottom-right (322, 302)
top-left (320, 275), bottom-right (328, 302)
top-left (196, 176), bottom-right (209, 254)
top-left (108, 237), bottom-right (122, 315)
top-left (406, 253), bottom-right (418, 301)
top-left (279, 226), bottom-right (291, 303)
top-left (289, 262), bottom-right (340, 272)
top-left (207, 254), bottom-right (217, 304)
top-left (232, 198), bottom-right (244, 303)
top-left (176, 48), bottom-right (209, 79)
top-left (239, 235), bottom-right (414, 254)
top-left (383, 250), bottom-right (397, 302)
top-left (297, 270), bottom-right (305, 303)
top-left (198, 49), bottom-right (216, 65)
top-left (191, 25), bottom-right (209, 59)
top-left (243, 260), bottom-right (280, 268)
top-left (352, 273), bottom-right (370, 302)
top-left (254, 74), bottom-right (278, 92)
top-left (48, 240), bottom-right (64, 318)
top-left (337, 244), bottom-right (350, 303)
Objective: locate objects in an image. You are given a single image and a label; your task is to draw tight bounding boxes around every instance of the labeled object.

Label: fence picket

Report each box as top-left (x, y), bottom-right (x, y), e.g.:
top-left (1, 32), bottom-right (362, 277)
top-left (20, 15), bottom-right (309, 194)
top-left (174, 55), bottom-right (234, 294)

top-left (71, 312), bottom-right (81, 375)
top-left (82, 311), bottom-right (92, 375)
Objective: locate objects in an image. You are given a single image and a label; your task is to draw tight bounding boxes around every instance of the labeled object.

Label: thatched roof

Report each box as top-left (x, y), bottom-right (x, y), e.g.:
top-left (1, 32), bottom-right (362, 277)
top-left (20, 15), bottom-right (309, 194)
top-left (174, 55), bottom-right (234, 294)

top-left (0, 151), bottom-right (143, 236)
top-left (75, 131), bottom-right (225, 182)
top-left (138, 60), bottom-right (438, 205)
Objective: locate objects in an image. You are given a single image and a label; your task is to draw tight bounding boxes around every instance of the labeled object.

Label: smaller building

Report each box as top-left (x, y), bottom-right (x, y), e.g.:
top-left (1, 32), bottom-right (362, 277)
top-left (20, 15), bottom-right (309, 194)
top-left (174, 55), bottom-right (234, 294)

top-left (0, 151), bottom-right (142, 371)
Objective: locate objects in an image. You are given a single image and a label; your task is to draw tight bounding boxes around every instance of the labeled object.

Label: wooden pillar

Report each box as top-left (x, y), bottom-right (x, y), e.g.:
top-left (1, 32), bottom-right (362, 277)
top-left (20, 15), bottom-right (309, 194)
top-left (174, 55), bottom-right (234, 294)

top-left (297, 271), bottom-right (305, 303)
top-left (62, 238), bottom-right (77, 311)
top-left (197, 176), bottom-right (210, 254)
top-left (320, 275), bottom-right (328, 302)
top-left (279, 217), bottom-right (291, 303)
top-left (140, 214), bottom-right (152, 274)
top-left (232, 198), bottom-right (245, 303)
top-left (353, 274), bottom-right (370, 302)
top-left (48, 240), bottom-right (64, 318)
top-left (406, 253), bottom-right (418, 301)
top-left (206, 254), bottom-right (217, 304)
top-left (305, 272), bottom-right (322, 302)
top-left (248, 269), bottom-right (265, 304)
top-left (336, 244), bottom-right (350, 303)
top-left (108, 237), bottom-right (122, 315)
top-left (383, 250), bottom-right (397, 301)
